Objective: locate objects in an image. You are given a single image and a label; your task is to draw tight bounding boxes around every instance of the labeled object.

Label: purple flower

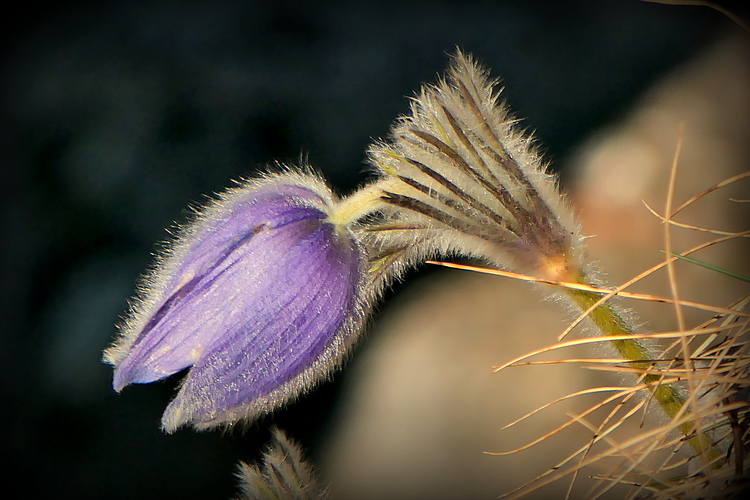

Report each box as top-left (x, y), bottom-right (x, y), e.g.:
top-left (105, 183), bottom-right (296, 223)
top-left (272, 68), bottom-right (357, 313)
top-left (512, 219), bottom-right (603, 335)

top-left (104, 172), bottom-right (368, 432)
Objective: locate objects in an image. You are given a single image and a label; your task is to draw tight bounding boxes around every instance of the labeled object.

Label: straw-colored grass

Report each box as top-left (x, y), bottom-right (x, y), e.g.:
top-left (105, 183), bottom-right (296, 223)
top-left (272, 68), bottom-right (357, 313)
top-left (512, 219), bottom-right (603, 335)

top-left (431, 158), bottom-right (749, 498)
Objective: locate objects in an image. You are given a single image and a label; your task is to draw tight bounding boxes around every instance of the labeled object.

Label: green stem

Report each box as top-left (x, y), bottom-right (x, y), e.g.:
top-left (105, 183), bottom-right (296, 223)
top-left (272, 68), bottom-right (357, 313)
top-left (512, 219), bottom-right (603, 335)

top-left (565, 272), bottom-right (723, 464)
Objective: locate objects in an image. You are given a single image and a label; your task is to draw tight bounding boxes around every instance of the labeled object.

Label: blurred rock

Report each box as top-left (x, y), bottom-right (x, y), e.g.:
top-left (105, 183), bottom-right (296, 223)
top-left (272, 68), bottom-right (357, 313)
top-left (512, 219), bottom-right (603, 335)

top-left (320, 36), bottom-right (750, 499)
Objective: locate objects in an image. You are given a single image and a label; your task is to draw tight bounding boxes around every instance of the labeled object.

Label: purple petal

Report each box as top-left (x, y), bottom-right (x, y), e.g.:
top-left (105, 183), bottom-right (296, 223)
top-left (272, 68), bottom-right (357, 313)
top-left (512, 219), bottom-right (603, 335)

top-left (163, 220), bottom-right (362, 431)
top-left (107, 174), bottom-right (367, 431)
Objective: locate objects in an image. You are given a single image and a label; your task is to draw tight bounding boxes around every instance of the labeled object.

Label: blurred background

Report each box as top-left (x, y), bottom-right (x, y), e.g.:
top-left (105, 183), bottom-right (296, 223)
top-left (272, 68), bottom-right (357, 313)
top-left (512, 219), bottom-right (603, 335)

top-left (2, 1), bottom-right (747, 498)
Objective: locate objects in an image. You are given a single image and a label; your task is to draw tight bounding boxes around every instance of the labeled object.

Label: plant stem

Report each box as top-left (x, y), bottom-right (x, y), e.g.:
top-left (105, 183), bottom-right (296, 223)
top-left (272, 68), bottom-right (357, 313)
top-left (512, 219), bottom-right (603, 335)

top-left (565, 270), bottom-right (723, 464)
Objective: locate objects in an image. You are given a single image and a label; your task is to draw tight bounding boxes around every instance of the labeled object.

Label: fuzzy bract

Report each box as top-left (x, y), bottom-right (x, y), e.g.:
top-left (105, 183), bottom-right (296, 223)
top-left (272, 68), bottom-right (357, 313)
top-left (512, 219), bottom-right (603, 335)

top-left (364, 51), bottom-right (584, 283)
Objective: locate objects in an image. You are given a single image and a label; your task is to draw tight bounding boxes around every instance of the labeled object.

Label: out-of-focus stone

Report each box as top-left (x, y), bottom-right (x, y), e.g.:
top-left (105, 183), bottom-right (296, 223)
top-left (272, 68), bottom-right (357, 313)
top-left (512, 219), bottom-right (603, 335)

top-left (321, 37), bottom-right (750, 499)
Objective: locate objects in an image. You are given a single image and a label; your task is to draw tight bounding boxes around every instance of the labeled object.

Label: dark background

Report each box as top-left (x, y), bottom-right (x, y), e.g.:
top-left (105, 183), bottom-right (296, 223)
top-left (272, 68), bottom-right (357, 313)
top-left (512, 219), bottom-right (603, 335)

top-left (2, 1), bottom-right (745, 498)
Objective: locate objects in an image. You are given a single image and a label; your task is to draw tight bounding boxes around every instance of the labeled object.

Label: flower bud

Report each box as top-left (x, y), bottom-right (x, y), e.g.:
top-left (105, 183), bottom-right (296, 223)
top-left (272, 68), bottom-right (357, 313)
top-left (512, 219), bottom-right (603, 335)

top-left (104, 171), bottom-right (368, 432)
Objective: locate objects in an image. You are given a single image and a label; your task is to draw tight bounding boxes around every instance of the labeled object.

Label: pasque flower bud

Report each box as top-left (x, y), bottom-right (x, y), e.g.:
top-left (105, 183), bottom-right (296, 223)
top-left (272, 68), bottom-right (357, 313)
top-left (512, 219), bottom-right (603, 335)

top-left (104, 172), bottom-right (369, 432)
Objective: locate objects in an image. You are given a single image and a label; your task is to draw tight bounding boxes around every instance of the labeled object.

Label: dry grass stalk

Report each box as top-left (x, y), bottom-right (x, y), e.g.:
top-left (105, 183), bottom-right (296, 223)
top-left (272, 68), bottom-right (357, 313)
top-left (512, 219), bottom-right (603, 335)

top-left (434, 164), bottom-right (749, 498)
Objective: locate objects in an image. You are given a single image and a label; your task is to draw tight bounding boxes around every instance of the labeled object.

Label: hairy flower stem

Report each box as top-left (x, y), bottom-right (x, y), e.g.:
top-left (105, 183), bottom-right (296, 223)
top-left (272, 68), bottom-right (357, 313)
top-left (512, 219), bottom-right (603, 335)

top-left (565, 269), bottom-right (723, 464)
